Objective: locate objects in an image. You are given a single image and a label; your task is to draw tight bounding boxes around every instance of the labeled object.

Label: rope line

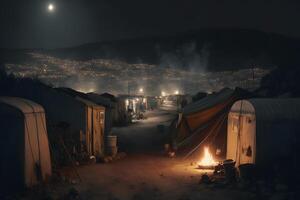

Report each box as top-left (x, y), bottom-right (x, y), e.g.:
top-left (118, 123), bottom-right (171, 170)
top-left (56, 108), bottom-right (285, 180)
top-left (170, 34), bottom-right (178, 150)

top-left (183, 111), bottom-right (227, 159)
top-left (24, 116), bottom-right (36, 186)
top-left (235, 100), bottom-right (244, 165)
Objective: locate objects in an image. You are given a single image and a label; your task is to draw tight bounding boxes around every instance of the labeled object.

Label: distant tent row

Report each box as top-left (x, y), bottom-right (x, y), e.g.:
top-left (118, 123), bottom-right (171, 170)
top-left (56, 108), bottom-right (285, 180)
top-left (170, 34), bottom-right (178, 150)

top-left (56, 88), bottom-right (115, 136)
top-left (8, 80), bottom-right (106, 158)
top-left (0, 79), bottom-right (131, 192)
top-left (0, 97), bottom-right (51, 193)
top-left (227, 99), bottom-right (300, 168)
top-left (56, 88), bottom-right (133, 129)
top-left (173, 88), bottom-right (251, 158)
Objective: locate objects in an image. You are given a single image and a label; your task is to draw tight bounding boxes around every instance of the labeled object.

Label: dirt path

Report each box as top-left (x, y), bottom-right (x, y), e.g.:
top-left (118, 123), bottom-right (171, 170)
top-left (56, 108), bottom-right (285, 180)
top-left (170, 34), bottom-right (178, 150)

top-left (75, 106), bottom-right (255, 200)
top-left (114, 107), bottom-right (176, 154)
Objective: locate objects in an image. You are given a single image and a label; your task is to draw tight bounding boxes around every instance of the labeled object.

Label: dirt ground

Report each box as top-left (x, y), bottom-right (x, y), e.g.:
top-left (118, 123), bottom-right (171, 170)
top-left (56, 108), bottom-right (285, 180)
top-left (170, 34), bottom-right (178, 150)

top-left (5, 104), bottom-right (298, 200)
top-left (73, 106), bottom-right (259, 200)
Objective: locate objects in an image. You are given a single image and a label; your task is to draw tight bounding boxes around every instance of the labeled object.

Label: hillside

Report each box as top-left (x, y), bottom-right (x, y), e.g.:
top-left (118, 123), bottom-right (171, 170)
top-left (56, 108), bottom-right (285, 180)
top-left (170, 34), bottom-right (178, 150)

top-left (1, 29), bottom-right (300, 95)
top-left (44, 28), bottom-right (300, 71)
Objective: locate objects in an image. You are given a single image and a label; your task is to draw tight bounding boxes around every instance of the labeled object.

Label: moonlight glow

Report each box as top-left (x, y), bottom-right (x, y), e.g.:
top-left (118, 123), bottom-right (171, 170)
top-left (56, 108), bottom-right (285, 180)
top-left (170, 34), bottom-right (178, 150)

top-left (48, 4), bottom-right (54, 12)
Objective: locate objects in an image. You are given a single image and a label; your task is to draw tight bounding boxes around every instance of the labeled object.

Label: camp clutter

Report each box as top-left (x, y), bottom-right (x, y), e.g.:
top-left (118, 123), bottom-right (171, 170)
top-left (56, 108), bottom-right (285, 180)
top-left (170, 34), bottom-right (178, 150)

top-left (0, 79), bottom-right (124, 191)
top-left (171, 88), bottom-right (300, 180)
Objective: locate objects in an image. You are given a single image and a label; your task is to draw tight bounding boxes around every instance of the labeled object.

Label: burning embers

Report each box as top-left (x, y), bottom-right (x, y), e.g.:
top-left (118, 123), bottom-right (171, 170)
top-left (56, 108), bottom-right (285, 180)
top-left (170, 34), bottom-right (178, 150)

top-left (198, 146), bottom-right (218, 169)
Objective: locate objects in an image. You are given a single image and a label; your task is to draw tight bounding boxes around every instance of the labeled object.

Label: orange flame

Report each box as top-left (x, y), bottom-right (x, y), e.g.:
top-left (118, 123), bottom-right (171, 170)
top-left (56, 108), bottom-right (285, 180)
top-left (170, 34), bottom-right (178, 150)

top-left (198, 146), bottom-right (217, 167)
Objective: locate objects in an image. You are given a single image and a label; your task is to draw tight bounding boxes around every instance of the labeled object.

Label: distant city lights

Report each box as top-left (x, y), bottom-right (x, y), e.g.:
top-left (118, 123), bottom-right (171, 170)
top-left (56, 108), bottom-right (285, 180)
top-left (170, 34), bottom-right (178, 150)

top-left (77, 88), bottom-right (95, 93)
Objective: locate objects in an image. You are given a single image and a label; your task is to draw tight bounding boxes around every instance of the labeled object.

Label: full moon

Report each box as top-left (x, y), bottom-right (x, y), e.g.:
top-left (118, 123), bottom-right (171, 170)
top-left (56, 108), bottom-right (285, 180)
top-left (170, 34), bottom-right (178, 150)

top-left (48, 4), bottom-right (54, 12)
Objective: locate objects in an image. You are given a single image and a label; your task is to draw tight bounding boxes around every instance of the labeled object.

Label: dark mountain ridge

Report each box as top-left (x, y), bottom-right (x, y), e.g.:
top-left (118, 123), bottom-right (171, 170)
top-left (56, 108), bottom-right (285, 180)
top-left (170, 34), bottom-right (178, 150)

top-left (1, 28), bottom-right (300, 72)
top-left (45, 28), bottom-right (300, 71)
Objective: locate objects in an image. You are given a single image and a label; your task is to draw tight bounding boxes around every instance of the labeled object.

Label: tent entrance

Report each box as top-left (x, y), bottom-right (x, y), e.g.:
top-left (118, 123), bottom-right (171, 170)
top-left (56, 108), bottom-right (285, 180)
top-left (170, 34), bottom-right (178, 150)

top-left (227, 113), bottom-right (256, 166)
top-left (92, 109), bottom-right (105, 157)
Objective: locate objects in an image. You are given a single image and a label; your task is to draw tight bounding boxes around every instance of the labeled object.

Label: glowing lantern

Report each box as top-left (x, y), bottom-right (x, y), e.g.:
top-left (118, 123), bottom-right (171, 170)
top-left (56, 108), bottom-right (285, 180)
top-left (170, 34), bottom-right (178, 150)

top-left (198, 146), bottom-right (217, 168)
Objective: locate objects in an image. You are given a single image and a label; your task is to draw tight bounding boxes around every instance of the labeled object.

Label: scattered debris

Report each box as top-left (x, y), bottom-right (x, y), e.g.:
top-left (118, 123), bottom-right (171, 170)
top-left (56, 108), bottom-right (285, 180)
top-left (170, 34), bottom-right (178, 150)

top-left (223, 159), bottom-right (238, 183)
top-left (275, 184), bottom-right (289, 192)
top-left (238, 163), bottom-right (256, 183)
top-left (89, 156), bottom-right (96, 164)
top-left (168, 151), bottom-right (176, 158)
top-left (199, 173), bottom-right (211, 184)
top-left (98, 152), bottom-right (127, 163)
top-left (64, 187), bottom-right (81, 200)
top-left (117, 152), bottom-right (127, 159)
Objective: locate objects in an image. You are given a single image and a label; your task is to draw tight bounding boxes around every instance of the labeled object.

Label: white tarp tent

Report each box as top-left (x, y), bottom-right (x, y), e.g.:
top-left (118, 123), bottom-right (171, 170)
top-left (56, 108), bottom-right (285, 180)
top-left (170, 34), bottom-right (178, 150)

top-left (0, 97), bottom-right (51, 192)
top-left (227, 98), bottom-right (300, 167)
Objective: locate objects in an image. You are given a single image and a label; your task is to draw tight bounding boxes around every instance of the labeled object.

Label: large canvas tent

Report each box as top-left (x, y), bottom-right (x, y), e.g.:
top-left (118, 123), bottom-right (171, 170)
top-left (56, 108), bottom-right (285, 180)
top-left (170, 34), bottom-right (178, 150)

top-left (227, 99), bottom-right (300, 167)
top-left (173, 88), bottom-right (250, 158)
top-left (0, 97), bottom-right (51, 192)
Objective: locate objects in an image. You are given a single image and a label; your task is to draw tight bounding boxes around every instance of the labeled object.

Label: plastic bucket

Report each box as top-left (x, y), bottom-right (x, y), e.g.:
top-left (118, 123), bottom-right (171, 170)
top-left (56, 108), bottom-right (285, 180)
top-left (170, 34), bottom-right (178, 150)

top-left (106, 135), bottom-right (117, 147)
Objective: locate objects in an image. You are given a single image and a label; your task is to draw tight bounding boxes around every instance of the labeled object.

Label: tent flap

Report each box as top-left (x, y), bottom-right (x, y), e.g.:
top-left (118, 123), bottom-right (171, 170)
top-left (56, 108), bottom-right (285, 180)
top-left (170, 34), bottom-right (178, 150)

top-left (174, 88), bottom-right (250, 158)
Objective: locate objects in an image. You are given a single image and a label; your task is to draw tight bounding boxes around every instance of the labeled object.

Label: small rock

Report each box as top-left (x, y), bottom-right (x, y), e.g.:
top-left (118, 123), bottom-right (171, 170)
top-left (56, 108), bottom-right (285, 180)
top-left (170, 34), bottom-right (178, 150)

top-left (236, 182), bottom-right (246, 190)
top-left (153, 187), bottom-right (160, 192)
top-left (129, 184), bottom-right (135, 190)
top-left (269, 193), bottom-right (289, 200)
top-left (41, 188), bottom-right (54, 200)
top-left (66, 187), bottom-right (80, 199)
top-left (178, 195), bottom-right (191, 200)
top-left (168, 151), bottom-right (175, 158)
top-left (164, 144), bottom-right (170, 151)
top-left (118, 152), bottom-right (127, 158)
top-left (89, 156), bottom-right (96, 164)
top-left (275, 184), bottom-right (289, 192)
top-left (199, 174), bottom-right (211, 184)
top-left (207, 184), bottom-right (216, 189)
top-left (107, 156), bottom-right (113, 161)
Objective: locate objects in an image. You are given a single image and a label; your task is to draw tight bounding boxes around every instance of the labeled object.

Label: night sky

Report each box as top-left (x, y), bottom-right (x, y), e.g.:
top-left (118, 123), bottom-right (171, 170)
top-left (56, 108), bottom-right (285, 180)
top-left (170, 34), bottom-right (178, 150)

top-left (1, 0), bottom-right (300, 49)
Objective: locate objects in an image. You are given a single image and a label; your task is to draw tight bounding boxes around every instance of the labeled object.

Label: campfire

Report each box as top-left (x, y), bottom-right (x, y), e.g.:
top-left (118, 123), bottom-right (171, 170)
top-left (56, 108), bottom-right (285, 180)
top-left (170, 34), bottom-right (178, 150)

top-left (198, 146), bottom-right (218, 169)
